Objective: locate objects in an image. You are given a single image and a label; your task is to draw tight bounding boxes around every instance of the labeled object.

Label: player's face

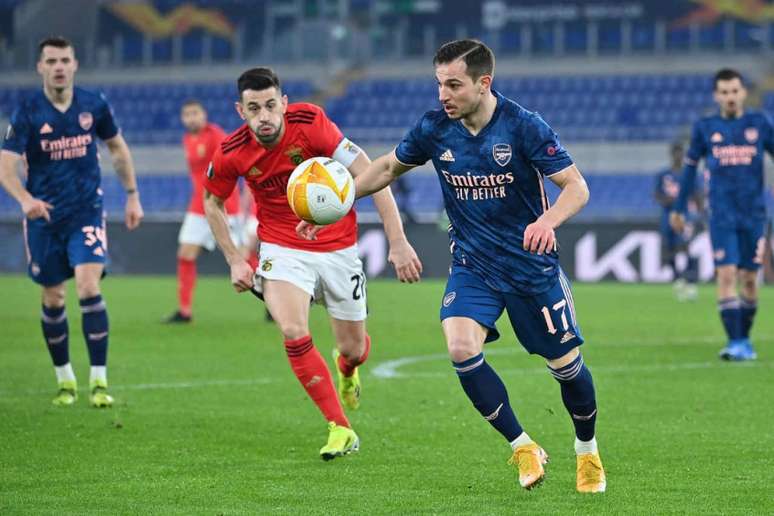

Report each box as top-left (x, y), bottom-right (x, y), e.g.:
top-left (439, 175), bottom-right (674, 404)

top-left (236, 87), bottom-right (288, 146)
top-left (181, 104), bottom-right (207, 133)
top-left (435, 59), bottom-right (490, 120)
top-left (37, 46), bottom-right (78, 92)
top-left (714, 78), bottom-right (746, 117)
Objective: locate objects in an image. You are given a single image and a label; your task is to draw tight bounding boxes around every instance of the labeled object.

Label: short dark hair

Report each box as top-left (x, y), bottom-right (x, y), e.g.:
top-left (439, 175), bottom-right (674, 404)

top-left (433, 39), bottom-right (494, 81)
top-left (237, 67), bottom-right (281, 98)
top-left (714, 68), bottom-right (744, 90)
top-left (181, 98), bottom-right (205, 110)
top-left (38, 36), bottom-right (74, 59)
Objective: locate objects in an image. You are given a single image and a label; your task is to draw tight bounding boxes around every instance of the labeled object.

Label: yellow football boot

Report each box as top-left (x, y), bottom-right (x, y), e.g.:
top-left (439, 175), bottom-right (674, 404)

top-left (508, 442), bottom-right (549, 489)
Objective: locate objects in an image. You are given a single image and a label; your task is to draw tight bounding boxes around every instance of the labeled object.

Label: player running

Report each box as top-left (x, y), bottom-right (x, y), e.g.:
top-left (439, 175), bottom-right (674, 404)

top-left (343, 39), bottom-right (605, 492)
top-left (202, 67), bottom-right (422, 460)
top-left (0, 37), bottom-right (143, 407)
top-left (654, 141), bottom-right (703, 301)
top-left (671, 68), bottom-right (774, 361)
top-left (165, 100), bottom-right (242, 323)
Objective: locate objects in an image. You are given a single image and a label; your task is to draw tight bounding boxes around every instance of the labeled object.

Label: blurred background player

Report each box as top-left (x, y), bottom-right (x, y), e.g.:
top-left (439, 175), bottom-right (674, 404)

top-left (0, 37), bottom-right (143, 406)
top-left (203, 67), bottom-right (422, 460)
top-left (350, 40), bottom-right (605, 493)
top-left (672, 68), bottom-right (774, 361)
top-left (165, 99), bottom-right (242, 323)
top-left (654, 141), bottom-right (702, 301)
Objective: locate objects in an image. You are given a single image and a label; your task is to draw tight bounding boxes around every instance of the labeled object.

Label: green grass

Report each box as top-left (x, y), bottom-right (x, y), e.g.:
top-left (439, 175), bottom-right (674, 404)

top-left (1, 274), bottom-right (772, 515)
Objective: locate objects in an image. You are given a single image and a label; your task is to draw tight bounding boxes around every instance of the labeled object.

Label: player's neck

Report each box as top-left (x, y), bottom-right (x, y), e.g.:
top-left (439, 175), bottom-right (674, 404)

top-left (460, 92), bottom-right (497, 136)
top-left (43, 85), bottom-right (73, 112)
top-left (721, 107), bottom-right (744, 119)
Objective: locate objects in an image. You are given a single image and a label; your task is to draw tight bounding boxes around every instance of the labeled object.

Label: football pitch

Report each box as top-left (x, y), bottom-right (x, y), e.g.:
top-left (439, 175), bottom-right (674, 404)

top-left (1, 274), bottom-right (772, 515)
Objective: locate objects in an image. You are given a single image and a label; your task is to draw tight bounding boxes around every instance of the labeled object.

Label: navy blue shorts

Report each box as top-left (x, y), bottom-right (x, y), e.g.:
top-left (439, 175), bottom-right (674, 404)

top-left (24, 209), bottom-right (108, 286)
top-left (709, 220), bottom-right (766, 270)
top-left (440, 264), bottom-right (584, 360)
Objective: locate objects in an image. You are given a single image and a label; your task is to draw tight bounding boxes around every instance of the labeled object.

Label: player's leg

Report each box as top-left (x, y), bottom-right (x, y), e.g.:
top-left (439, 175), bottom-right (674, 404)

top-left (440, 266), bottom-right (544, 489)
top-left (505, 270), bottom-right (604, 493)
top-left (735, 223), bottom-right (766, 359)
top-left (25, 219), bottom-right (77, 405)
top-left (74, 263), bottom-right (112, 407)
top-left (167, 213), bottom-right (210, 323)
top-left (711, 223), bottom-right (745, 359)
top-left (319, 245), bottom-right (370, 411)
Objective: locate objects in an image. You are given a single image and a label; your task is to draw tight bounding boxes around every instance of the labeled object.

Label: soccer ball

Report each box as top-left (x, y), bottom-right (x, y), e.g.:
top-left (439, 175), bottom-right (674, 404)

top-left (287, 157), bottom-right (355, 225)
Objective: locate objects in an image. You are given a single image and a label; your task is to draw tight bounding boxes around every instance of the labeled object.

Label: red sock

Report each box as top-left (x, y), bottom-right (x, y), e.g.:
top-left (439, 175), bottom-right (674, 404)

top-left (285, 336), bottom-right (350, 428)
top-left (177, 257), bottom-right (196, 316)
top-left (337, 333), bottom-right (371, 377)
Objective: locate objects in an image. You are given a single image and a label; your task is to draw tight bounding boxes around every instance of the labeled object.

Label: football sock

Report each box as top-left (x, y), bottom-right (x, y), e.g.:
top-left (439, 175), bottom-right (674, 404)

top-left (41, 304), bottom-right (69, 367)
top-left (177, 257), bottom-right (196, 317)
top-left (739, 297), bottom-right (757, 339)
top-left (90, 366), bottom-right (107, 385)
top-left (80, 295), bottom-right (109, 367)
top-left (548, 353), bottom-right (597, 442)
top-left (575, 436), bottom-right (598, 455)
top-left (337, 333), bottom-right (371, 377)
top-left (284, 335), bottom-right (349, 428)
top-left (718, 297), bottom-right (742, 341)
top-left (684, 257), bottom-right (699, 284)
top-left (453, 353), bottom-right (523, 442)
top-left (510, 432), bottom-right (534, 450)
top-left (55, 364), bottom-right (76, 384)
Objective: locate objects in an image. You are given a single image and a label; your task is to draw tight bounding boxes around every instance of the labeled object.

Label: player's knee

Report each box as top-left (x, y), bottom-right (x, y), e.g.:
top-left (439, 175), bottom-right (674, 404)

top-left (42, 285), bottom-right (65, 308)
top-left (75, 281), bottom-right (101, 300)
top-left (277, 321), bottom-right (309, 341)
top-left (446, 336), bottom-right (481, 363)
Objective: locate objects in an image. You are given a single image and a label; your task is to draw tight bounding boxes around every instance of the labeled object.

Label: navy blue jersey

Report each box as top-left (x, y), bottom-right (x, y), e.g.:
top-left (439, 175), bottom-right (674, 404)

top-left (396, 91), bottom-right (574, 295)
top-left (655, 168), bottom-right (704, 227)
top-left (676, 110), bottom-right (774, 228)
top-left (2, 87), bottom-right (119, 225)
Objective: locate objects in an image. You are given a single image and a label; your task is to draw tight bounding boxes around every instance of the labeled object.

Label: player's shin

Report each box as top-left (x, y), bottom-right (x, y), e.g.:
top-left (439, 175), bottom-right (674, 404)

top-left (80, 295), bottom-right (109, 384)
top-left (718, 297), bottom-right (742, 341)
top-left (41, 305), bottom-right (74, 381)
top-left (739, 297), bottom-right (757, 339)
top-left (177, 257), bottom-right (196, 317)
top-left (453, 353), bottom-right (523, 442)
top-left (284, 335), bottom-right (350, 428)
top-left (337, 333), bottom-right (371, 377)
top-left (547, 353), bottom-right (597, 445)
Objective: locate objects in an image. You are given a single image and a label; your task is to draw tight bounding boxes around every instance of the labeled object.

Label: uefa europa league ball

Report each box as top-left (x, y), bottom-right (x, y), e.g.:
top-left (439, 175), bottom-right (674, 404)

top-left (286, 157), bottom-right (355, 225)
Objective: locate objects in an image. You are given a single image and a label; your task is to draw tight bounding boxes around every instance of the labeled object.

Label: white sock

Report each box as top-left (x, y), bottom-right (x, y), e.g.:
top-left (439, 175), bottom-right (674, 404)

top-left (510, 432), bottom-right (534, 450)
top-left (575, 437), bottom-right (598, 455)
top-left (55, 363), bottom-right (76, 384)
top-left (90, 366), bottom-right (107, 385)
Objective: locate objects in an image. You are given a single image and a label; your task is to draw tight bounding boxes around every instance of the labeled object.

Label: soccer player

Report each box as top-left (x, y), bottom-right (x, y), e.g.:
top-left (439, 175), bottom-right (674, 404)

top-left (202, 67), bottom-right (422, 460)
top-left (671, 69), bottom-right (774, 361)
top-left (345, 39), bottom-right (605, 492)
top-left (0, 37), bottom-right (143, 406)
top-left (654, 141), bottom-right (702, 301)
top-left (165, 100), bottom-right (242, 323)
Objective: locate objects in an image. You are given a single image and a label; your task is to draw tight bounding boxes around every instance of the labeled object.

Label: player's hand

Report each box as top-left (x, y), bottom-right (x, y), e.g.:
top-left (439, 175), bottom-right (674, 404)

top-left (21, 197), bottom-right (53, 222)
top-left (296, 220), bottom-right (323, 241)
top-left (523, 217), bottom-right (556, 255)
top-left (230, 259), bottom-right (255, 293)
top-left (669, 212), bottom-right (685, 233)
top-left (125, 194), bottom-right (144, 230)
top-left (388, 238), bottom-right (423, 283)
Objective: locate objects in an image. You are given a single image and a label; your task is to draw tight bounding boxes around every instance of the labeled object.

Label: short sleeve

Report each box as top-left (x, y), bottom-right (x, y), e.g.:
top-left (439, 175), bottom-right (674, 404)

top-left (521, 114), bottom-right (573, 176)
top-left (395, 115), bottom-right (430, 166)
top-left (2, 106), bottom-right (31, 155)
top-left (684, 121), bottom-right (706, 166)
top-left (309, 107), bottom-right (344, 157)
top-left (763, 112), bottom-right (774, 157)
top-left (95, 93), bottom-right (119, 141)
top-left (203, 148), bottom-right (239, 200)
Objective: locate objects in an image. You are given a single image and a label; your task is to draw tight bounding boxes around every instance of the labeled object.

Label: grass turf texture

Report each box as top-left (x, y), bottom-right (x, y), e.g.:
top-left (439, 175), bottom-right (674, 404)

top-left (1, 274), bottom-right (772, 515)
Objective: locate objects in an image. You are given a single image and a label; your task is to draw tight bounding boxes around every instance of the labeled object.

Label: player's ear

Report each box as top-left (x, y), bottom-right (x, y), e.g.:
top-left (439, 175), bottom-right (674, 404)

top-left (72, 57), bottom-right (79, 73)
top-left (281, 94), bottom-right (288, 113)
top-left (479, 74), bottom-right (492, 93)
top-left (235, 101), bottom-right (246, 120)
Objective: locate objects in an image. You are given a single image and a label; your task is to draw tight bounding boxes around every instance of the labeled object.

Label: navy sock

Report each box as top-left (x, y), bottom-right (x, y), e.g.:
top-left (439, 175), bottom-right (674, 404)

top-left (718, 297), bottom-right (742, 341)
top-left (80, 295), bottom-right (109, 366)
top-left (41, 305), bottom-right (69, 366)
top-left (453, 353), bottom-right (523, 442)
top-left (548, 354), bottom-right (597, 442)
top-left (739, 297), bottom-right (757, 339)
top-left (684, 257), bottom-right (699, 283)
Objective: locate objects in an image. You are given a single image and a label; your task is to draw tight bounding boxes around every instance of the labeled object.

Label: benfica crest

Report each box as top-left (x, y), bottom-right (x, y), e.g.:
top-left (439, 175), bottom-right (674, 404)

top-left (285, 146), bottom-right (304, 166)
top-left (492, 143), bottom-right (512, 167)
top-left (78, 112), bottom-right (93, 131)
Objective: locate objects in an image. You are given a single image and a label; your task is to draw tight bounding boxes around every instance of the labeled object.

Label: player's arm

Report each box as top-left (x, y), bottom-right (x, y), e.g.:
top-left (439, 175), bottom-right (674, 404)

top-left (671, 123), bottom-right (705, 232)
top-left (203, 188), bottom-right (253, 293)
top-left (354, 150), bottom-right (414, 200)
top-left (104, 134), bottom-right (143, 230)
top-left (0, 150), bottom-right (53, 221)
top-left (653, 176), bottom-right (672, 208)
top-left (524, 164), bottom-right (589, 254)
top-left (348, 151), bottom-right (423, 283)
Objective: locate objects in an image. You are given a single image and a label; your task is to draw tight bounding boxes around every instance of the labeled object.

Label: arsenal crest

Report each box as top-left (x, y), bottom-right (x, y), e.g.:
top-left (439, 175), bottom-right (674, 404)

top-left (745, 127), bottom-right (758, 143)
top-left (78, 112), bottom-right (93, 131)
top-left (492, 143), bottom-right (512, 167)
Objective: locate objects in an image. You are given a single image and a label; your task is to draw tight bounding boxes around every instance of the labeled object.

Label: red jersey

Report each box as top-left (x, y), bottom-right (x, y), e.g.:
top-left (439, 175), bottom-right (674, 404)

top-left (204, 103), bottom-right (356, 252)
top-left (183, 122), bottom-right (240, 215)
